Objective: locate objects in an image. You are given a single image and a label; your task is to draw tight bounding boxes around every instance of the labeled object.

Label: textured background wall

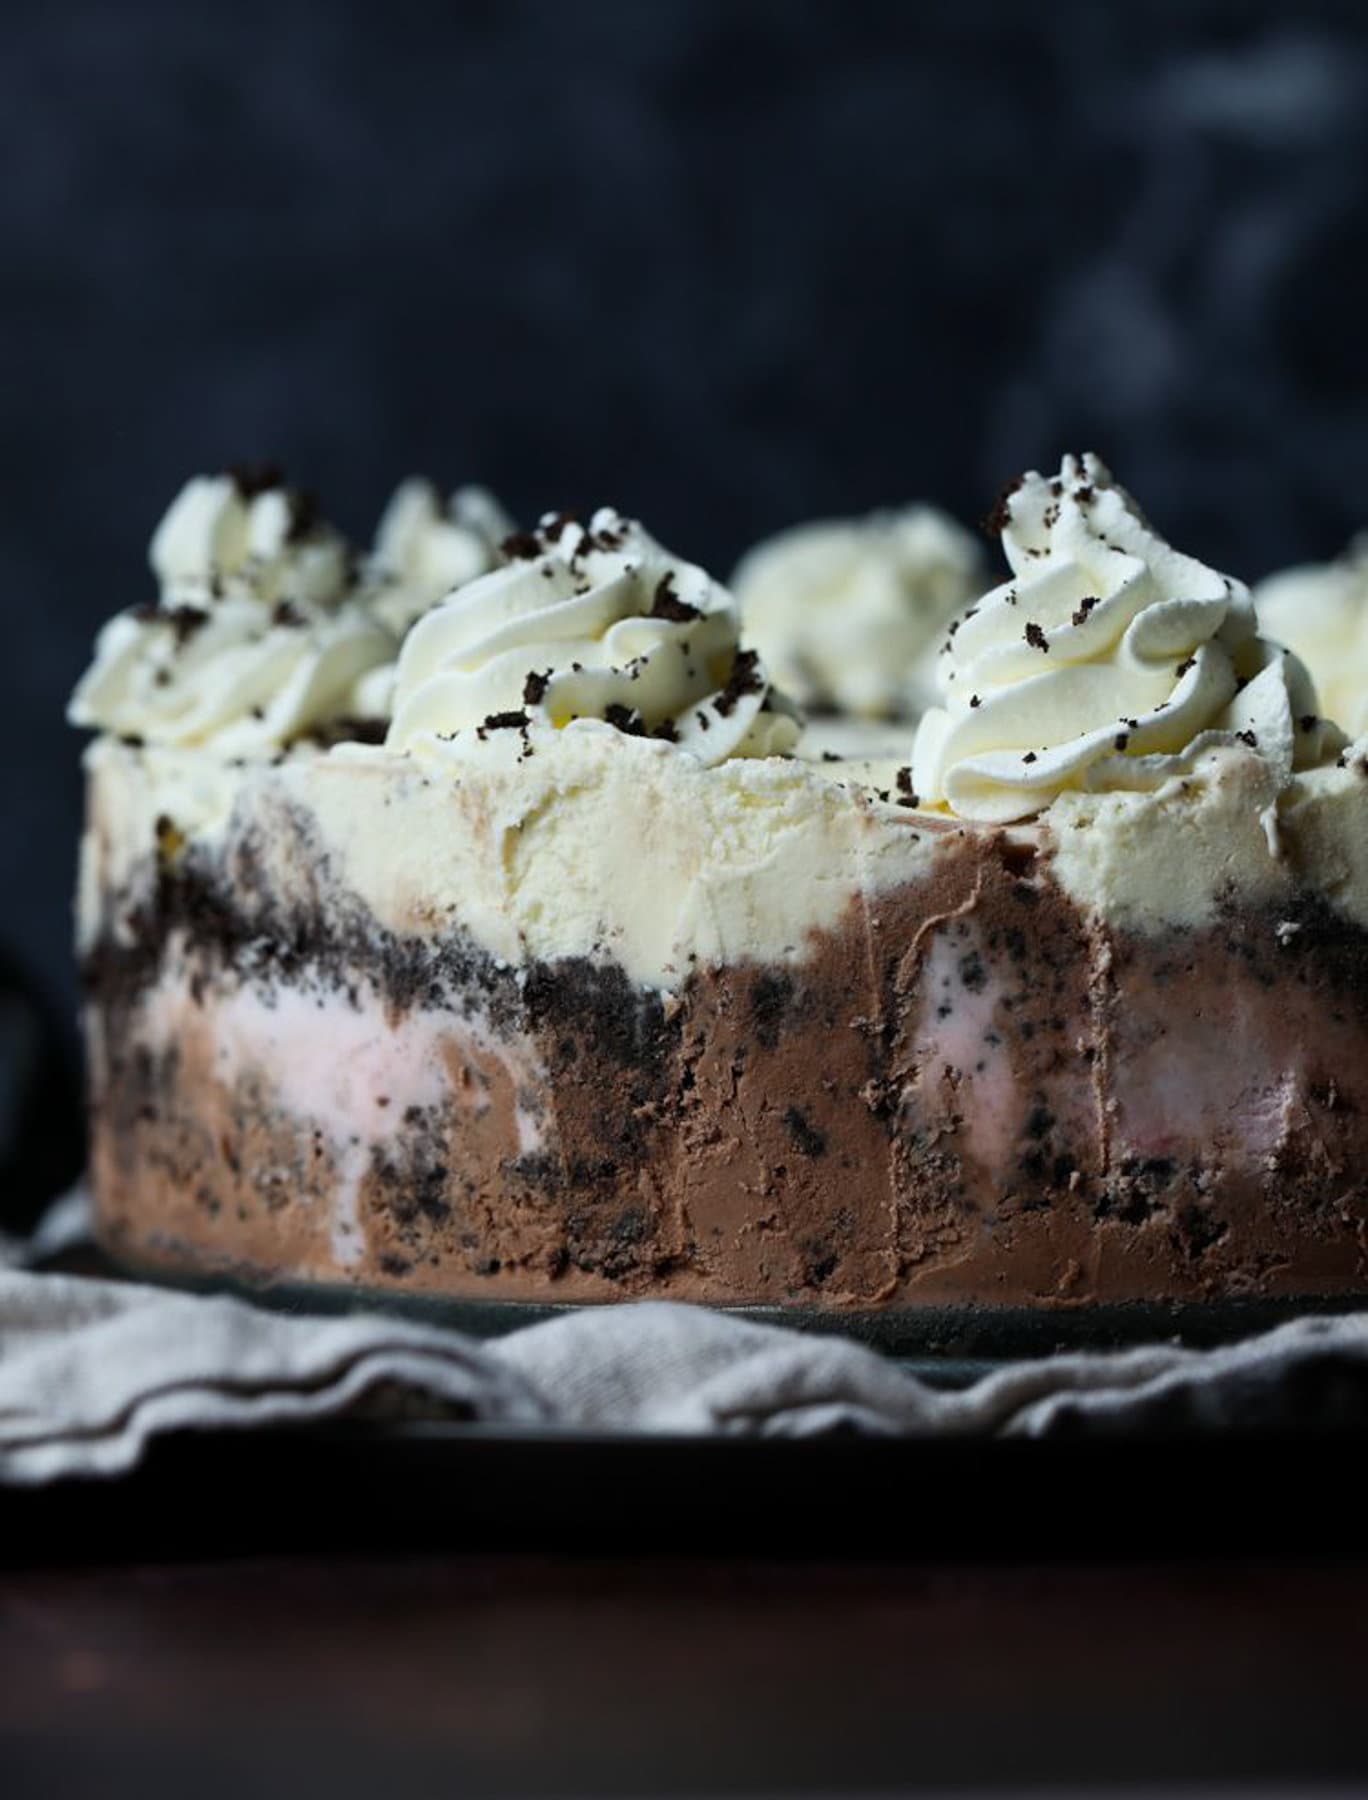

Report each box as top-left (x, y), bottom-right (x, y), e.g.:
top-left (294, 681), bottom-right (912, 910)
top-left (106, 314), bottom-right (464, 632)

top-left (4, 0), bottom-right (1368, 1019)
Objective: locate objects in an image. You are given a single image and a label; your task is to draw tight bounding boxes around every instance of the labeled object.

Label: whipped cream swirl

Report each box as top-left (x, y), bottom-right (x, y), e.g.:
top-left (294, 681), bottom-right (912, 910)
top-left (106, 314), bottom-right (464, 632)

top-left (69, 473), bottom-right (396, 752)
top-left (911, 455), bottom-right (1341, 823)
top-left (367, 478), bottom-right (513, 636)
top-left (1256, 535), bottom-right (1368, 740)
top-left (388, 508), bottom-right (800, 764)
top-left (733, 504), bottom-right (984, 719)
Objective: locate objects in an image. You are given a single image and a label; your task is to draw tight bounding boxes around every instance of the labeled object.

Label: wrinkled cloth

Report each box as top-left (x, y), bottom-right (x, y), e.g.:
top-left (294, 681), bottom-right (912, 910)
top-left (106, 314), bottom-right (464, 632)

top-left (2, 1263), bottom-right (1366, 1485)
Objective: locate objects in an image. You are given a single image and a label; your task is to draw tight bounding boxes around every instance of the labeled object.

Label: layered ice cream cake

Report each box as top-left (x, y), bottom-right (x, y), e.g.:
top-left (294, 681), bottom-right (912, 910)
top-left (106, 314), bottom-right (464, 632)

top-left (74, 458), bottom-right (1368, 1319)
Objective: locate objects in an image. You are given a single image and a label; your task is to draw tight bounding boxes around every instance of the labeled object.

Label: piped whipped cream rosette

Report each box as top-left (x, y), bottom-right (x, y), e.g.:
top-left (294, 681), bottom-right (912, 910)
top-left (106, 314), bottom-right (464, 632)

top-left (388, 508), bottom-right (801, 765)
top-left (911, 454), bottom-right (1344, 824)
top-left (69, 470), bottom-right (396, 753)
top-left (1255, 535), bottom-right (1368, 740)
top-left (367, 478), bottom-right (514, 637)
top-left (733, 504), bottom-right (984, 720)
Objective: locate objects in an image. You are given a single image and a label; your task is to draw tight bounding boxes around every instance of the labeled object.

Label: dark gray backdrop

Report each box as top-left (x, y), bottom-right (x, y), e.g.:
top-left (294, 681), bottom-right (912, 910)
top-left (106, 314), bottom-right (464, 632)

top-left (6, 0), bottom-right (1368, 1020)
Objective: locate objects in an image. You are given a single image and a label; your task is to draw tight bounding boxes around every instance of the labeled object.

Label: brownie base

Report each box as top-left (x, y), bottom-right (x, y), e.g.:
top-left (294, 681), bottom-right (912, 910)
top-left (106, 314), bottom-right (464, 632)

top-left (83, 810), bottom-right (1368, 1313)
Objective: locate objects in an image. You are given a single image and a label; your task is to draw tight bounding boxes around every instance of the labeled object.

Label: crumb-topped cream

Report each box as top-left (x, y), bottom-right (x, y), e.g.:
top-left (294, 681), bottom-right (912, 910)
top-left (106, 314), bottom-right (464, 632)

top-left (912, 454), bottom-right (1340, 823)
top-left (389, 508), bottom-right (800, 764)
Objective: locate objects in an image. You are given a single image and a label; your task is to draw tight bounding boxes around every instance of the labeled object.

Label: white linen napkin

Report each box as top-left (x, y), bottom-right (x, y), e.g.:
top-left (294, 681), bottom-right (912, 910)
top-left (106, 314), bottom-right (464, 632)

top-left (2, 1261), bottom-right (1366, 1485)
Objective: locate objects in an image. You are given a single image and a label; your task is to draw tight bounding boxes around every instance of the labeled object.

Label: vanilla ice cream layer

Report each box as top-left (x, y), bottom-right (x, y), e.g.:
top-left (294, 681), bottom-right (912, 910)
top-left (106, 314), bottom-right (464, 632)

top-left (82, 726), bottom-right (1368, 987)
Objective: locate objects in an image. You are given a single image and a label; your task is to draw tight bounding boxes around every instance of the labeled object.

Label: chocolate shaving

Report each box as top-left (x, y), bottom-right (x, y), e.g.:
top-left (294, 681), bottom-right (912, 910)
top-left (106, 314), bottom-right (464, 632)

top-left (523, 669), bottom-right (551, 706)
top-left (1024, 622), bottom-right (1049, 653)
top-left (1023, 751), bottom-right (1038, 764)
top-left (482, 710), bottom-right (529, 732)
top-left (1236, 729), bottom-right (1258, 749)
top-left (1071, 596), bottom-right (1100, 627)
top-left (272, 600), bottom-right (306, 629)
top-left (502, 531), bottom-right (544, 561)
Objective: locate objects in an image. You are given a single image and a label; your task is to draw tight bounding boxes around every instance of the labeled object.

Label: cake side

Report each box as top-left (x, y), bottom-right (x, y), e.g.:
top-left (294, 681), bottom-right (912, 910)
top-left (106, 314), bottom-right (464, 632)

top-left (80, 735), bottom-right (1368, 1309)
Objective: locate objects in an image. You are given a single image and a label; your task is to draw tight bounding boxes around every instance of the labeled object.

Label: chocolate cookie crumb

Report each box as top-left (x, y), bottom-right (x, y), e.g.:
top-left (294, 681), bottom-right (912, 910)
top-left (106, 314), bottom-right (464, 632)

top-left (713, 649), bottom-right (762, 718)
top-left (983, 476), bottom-right (1024, 538)
top-left (162, 605), bottom-right (209, 647)
top-left (285, 490), bottom-right (321, 541)
top-left (784, 1105), bottom-right (828, 1159)
top-left (604, 702), bottom-right (648, 736)
top-left (649, 573), bottom-right (701, 622)
top-left (226, 462), bottom-right (284, 498)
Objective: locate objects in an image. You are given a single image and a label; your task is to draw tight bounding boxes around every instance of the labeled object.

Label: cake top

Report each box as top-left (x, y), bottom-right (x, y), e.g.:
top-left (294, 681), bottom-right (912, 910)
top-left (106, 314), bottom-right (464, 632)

top-left (732, 503), bottom-right (984, 721)
top-left (387, 507), bottom-right (800, 765)
top-left (912, 453), bottom-right (1343, 824)
top-left (1255, 535), bottom-right (1368, 741)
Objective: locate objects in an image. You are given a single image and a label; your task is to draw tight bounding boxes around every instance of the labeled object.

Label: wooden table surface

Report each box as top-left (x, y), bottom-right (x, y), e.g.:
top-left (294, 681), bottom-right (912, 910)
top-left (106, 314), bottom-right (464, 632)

top-left (3, 1552), bottom-right (1367, 1797)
